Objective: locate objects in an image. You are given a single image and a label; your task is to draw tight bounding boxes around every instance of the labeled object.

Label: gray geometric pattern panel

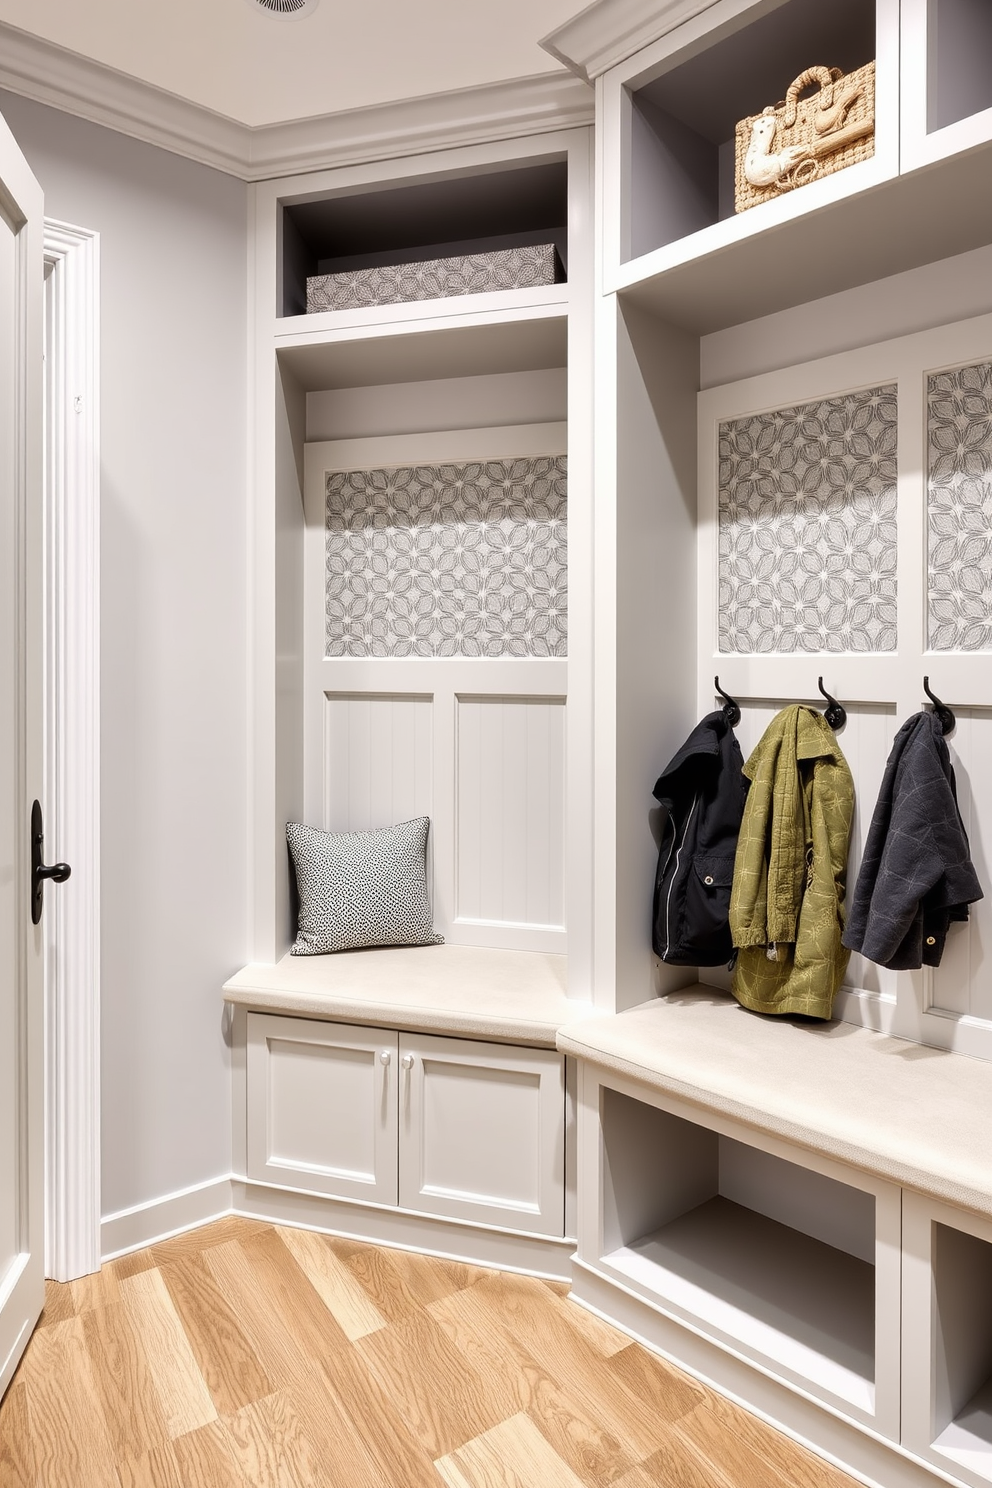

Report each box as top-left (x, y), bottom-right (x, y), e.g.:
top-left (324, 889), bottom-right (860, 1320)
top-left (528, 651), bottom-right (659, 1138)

top-left (718, 386), bottom-right (898, 654)
top-left (325, 455), bottom-right (567, 657)
top-left (928, 359), bottom-right (992, 651)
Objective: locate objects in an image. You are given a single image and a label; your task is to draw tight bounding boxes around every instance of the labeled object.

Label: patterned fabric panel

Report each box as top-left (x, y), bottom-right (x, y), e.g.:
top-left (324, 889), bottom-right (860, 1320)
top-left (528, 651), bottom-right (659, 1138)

top-left (307, 244), bottom-right (559, 313)
top-left (325, 456), bottom-right (567, 658)
top-left (928, 359), bottom-right (992, 651)
top-left (718, 386), bottom-right (898, 654)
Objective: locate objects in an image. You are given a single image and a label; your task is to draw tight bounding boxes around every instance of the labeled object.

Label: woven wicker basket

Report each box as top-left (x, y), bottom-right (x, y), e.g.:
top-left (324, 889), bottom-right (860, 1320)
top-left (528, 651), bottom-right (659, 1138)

top-left (734, 61), bottom-right (875, 213)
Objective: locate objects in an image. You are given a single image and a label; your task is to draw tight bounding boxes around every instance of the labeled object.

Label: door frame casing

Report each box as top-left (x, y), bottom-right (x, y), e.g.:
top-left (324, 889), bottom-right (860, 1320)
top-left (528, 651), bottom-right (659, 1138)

top-left (43, 218), bottom-right (100, 1283)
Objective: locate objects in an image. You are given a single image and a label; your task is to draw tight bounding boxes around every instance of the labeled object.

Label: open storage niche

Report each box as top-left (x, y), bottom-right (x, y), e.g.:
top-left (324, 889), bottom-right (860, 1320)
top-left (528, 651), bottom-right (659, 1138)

top-left (622, 0), bottom-right (876, 263)
top-left (904, 1193), bottom-right (992, 1487)
top-left (932, 1224), bottom-right (992, 1474)
top-left (900, 0), bottom-right (992, 176)
top-left (599, 1086), bottom-right (880, 1416)
top-left (278, 160), bottom-right (569, 319)
top-left (926, 0), bottom-right (992, 133)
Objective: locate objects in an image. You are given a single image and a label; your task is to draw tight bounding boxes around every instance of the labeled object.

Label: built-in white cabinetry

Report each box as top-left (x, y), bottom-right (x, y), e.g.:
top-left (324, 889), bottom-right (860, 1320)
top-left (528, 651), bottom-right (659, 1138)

top-left (563, 998), bottom-right (992, 1488)
top-left (230, 1), bottom-right (992, 1482)
top-left (235, 119), bottom-right (592, 1281)
top-left (247, 1012), bottom-right (565, 1238)
top-left (535, 1), bottom-right (992, 1484)
top-left (247, 126), bottom-right (594, 989)
top-left (587, 0), bottom-right (992, 330)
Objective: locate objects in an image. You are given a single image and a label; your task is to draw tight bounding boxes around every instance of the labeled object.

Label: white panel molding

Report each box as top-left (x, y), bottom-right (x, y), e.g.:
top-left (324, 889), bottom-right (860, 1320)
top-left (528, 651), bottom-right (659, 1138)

top-left (0, 22), bottom-right (593, 182)
top-left (100, 1176), bottom-right (235, 1262)
top-left (697, 311), bottom-right (992, 1062)
top-left (43, 218), bottom-right (101, 1283)
top-left (540, 0), bottom-right (718, 82)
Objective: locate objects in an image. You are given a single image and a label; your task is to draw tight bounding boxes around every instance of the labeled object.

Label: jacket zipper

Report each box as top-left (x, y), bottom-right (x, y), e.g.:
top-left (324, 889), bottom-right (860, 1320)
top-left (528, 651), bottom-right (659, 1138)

top-left (663, 793), bottom-right (700, 960)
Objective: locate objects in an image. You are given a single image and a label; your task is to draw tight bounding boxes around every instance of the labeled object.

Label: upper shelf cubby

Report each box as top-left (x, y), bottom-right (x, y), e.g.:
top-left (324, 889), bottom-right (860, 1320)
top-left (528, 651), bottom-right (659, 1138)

top-left (927, 0), bottom-right (992, 131)
top-left (590, 0), bottom-right (992, 331)
top-left (277, 160), bottom-right (569, 322)
top-left (902, 0), bottom-right (992, 169)
top-left (624, 0), bottom-right (876, 262)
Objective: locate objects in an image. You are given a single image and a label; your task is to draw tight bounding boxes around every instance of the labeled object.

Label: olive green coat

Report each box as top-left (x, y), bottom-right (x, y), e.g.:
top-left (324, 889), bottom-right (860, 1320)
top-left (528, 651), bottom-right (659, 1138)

top-left (730, 706), bottom-right (854, 1020)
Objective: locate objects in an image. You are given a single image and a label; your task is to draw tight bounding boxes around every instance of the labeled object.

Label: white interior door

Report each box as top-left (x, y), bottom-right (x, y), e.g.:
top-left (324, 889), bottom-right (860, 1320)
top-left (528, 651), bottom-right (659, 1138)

top-left (0, 108), bottom-right (45, 1398)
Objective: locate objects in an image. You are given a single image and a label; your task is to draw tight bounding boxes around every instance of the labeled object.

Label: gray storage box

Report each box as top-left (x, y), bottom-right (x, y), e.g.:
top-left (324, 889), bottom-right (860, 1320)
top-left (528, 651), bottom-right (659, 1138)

top-left (307, 242), bottom-right (560, 313)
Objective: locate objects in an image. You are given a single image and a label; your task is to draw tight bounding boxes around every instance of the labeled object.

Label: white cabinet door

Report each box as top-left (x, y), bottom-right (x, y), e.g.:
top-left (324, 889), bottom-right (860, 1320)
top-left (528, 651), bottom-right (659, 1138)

top-left (247, 1015), bottom-right (398, 1205)
top-left (398, 1032), bottom-right (565, 1237)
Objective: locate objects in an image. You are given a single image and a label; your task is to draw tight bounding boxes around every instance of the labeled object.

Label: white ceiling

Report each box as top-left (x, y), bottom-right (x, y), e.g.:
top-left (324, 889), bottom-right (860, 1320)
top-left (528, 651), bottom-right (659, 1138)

top-left (0, 0), bottom-right (583, 128)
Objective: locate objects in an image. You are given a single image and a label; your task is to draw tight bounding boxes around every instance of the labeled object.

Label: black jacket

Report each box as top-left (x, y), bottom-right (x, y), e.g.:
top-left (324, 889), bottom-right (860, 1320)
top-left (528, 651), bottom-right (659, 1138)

top-left (843, 711), bottom-right (983, 969)
top-left (652, 711), bottom-right (748, 966)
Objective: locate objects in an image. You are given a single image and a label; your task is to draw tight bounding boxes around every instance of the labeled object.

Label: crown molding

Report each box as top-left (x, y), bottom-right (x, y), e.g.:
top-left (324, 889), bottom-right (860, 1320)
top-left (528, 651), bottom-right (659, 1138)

top-left (0, 20), bottom-right (593, 182)
top-left (245, 72), bottom-right (593, 178)
top-left (0, 22), bottom-right (248, 174)
top-left (540, 0), bottom-right (718, 81)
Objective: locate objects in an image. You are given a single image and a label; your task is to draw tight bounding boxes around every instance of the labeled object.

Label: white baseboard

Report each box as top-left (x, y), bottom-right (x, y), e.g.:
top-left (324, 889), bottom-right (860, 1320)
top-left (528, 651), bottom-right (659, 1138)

top-left (233, 1179), bottom-right (575, 1280)
top-left (100, 1176), bottom-right (234, 1261)
top-left (100, 1173), bottom-right (574, 1282)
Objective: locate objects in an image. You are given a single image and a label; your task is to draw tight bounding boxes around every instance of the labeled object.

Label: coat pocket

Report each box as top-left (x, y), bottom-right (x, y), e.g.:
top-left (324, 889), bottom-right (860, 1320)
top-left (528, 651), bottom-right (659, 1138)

top-left (678, 854), bottom-right (737, 965)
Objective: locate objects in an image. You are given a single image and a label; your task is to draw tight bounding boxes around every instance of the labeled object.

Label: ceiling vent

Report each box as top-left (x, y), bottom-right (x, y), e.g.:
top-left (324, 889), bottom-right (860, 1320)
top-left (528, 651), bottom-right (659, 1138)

top-left (247, 0), bottom-right (320, 19)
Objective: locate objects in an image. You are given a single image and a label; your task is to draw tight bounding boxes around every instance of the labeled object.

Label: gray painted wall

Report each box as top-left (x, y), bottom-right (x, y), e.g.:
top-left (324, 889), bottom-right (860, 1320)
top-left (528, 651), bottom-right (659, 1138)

top-left (0, 90), bottom-right (248, 1222)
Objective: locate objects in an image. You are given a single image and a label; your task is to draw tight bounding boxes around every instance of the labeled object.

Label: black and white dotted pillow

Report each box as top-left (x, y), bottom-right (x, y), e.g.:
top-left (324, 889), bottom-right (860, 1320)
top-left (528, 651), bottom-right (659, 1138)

top-left (287, 816), bottom-right (443, 956)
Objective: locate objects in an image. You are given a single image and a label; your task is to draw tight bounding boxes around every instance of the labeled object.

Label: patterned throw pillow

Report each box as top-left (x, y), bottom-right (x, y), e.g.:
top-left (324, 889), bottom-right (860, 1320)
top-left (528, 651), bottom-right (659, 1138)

top-left (287, 816), bottom-right (443, 956)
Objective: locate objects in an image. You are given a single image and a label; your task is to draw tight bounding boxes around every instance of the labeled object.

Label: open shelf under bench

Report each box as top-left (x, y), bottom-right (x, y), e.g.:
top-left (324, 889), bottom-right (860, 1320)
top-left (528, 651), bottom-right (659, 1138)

top-left (607, 1191), bottom-right (875, 1410)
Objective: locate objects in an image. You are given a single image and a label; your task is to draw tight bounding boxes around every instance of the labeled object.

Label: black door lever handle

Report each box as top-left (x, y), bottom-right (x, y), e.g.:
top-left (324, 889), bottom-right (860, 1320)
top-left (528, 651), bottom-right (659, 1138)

top-left (31, 799), bottom-right (71, 926)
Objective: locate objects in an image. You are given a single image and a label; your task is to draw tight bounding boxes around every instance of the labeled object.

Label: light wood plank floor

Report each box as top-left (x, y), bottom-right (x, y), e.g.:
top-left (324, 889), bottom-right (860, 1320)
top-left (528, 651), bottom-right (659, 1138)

top-left (0, 1217), bottom-right (859, 1487)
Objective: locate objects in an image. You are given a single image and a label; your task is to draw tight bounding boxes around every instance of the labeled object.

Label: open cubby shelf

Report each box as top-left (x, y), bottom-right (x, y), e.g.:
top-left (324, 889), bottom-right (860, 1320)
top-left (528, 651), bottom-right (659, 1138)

top-left (279, 160), bottom-right (569, 318)
top-left (928, 0), bottom-right (992, 134)
top-left (606, 1195), bottom-right (875, 1409)
top-left (600, 1089), bottom-right (877, 1412)
top-left (931, 1224), bottom-right (992, 1481)
top-left (624, 0), bottom-right (875, 262)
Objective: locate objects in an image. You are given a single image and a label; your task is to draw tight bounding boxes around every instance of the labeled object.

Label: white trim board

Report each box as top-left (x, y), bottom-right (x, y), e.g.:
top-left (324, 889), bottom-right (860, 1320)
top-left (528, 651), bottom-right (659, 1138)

top-left (43, 218), bottom-right (101, 1284)
top-left (233, 1180), bottom-right (575, 1281)
top-left (100, 1176), bottom-right (235, 1262)
top-left (0, 21), bottom-right (593, 183)
top-left (99, 1171), bottom-right (574, 1281)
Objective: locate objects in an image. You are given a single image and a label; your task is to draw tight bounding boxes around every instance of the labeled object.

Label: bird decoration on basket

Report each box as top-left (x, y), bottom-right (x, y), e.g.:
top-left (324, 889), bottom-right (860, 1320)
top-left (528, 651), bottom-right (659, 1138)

top-left (735, 63), bottom-right (876, 211)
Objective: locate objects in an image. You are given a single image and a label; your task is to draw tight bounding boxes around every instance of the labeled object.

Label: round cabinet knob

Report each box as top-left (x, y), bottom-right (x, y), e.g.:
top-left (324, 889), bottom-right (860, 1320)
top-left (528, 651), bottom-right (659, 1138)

top-left (379, 1050), bottom-right (391, 1066)
top-left (401, 1053), bottom-right (415, 1071)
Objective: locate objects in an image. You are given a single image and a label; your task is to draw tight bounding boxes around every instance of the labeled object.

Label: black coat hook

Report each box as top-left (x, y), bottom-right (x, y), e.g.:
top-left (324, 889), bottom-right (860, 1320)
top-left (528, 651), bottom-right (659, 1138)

top-left (714, 676), bottom-right (741, 727)
top-left (817, 677), bottom-right (847, 731)
top-left (923, 676), bottom-right (956, 736)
